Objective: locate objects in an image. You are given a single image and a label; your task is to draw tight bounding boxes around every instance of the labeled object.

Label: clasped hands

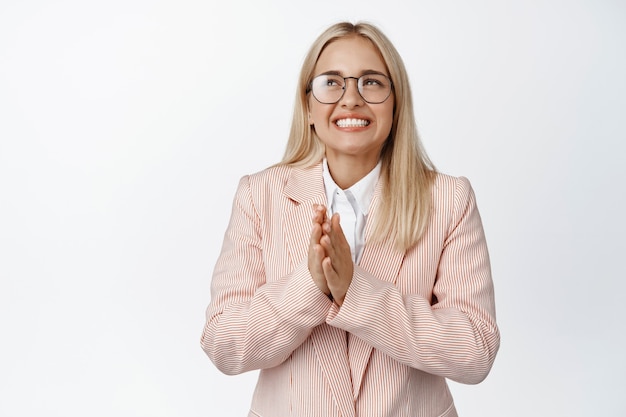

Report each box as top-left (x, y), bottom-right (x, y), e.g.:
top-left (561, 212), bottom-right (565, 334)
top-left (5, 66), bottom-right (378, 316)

top-left (308, 204), bottom-right (354, 306)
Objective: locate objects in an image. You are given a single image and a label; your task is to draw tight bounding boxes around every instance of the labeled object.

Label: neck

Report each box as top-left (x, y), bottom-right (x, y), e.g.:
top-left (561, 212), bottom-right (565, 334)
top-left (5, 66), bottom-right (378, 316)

top-left (326, 154), bottom-right (378, 189)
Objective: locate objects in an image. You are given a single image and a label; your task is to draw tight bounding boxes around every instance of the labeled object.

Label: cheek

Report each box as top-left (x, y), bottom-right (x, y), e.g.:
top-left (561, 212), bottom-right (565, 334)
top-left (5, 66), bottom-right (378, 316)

top-left (309, 104), bottom-right (332, 127)
top-left (379, 105), bottom-right (394, 133)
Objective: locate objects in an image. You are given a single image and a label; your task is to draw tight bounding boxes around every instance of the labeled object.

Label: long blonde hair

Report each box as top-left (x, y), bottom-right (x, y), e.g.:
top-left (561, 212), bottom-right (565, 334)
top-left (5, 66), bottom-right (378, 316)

top-left (281, 21), bottom-right (436, 251)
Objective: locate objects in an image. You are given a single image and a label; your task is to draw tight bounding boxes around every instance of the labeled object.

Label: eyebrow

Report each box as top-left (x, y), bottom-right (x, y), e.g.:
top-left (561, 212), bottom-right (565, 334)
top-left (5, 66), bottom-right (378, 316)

top-left (316, 69), bottom-right (389, 77)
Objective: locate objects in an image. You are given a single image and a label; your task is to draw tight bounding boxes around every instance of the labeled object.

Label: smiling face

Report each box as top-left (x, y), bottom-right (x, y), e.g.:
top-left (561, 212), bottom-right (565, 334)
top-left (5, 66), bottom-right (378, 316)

top-left (308, 35), bottom-right (394, 173)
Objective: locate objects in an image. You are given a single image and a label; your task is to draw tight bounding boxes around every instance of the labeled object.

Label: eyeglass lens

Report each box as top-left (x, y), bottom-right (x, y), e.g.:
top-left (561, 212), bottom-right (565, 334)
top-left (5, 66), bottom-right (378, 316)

top-left (310, 74), bottom-right (392, 104)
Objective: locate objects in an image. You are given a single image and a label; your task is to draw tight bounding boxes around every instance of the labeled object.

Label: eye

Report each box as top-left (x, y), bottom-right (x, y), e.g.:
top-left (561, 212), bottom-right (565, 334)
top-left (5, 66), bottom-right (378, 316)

top-left (323, 75), bottom-right (343, 87)
top-left (363, 78), bottom-right (382, 86)
top-left (360, 75), bottom-right (389, 89)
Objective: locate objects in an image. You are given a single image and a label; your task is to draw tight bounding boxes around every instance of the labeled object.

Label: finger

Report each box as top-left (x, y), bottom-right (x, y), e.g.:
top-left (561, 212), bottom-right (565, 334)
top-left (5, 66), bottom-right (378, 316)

top-left (329, 213), bottom-right (345, 239)
top-left (308, 239), bottom-right (325, 274)
top-left (322, 257), bottom-right (337, 278)
top-left (312, 209), bottom-right (323, 226)
top-left (309, 222), bottom-right (322, 246)
top-left (322, 256), bottom-right (350, 306)
top-left (309, 244), bottom-right (331, 294)
top-left (321, 214), bottom-right (346, 251)
top-left (321, 212), bottom-right (332, 232)
top-left (313, 204), bottom-right (327, 223)
top-left (320, 233), bottom-right (336, 258)
top-left (311, 244), bottom-right (326, 270)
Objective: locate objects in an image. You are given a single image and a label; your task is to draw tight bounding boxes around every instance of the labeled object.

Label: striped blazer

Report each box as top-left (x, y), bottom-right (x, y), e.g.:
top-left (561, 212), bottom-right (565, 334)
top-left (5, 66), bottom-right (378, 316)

top-left (201, 162), bottom-right (500, 417)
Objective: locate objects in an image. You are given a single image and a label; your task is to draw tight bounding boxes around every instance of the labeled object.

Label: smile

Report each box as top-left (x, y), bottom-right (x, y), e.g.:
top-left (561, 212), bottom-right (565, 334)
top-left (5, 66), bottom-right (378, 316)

top-left (335, 118), bottom-right (370, 128)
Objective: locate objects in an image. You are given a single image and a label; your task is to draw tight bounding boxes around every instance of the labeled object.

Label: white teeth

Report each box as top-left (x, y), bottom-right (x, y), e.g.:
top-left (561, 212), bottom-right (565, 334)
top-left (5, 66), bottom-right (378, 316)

top-left (336, 118), bottom-right (369, 128)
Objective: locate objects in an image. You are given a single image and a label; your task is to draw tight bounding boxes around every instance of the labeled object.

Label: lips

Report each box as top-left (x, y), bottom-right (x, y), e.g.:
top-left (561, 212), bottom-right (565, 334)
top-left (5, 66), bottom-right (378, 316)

top-left (335, 118), bottom-right (370, 128)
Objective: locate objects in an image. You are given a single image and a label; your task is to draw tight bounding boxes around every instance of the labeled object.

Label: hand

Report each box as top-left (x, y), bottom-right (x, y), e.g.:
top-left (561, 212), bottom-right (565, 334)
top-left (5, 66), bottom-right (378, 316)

top-left (319, 213), bottom-right (354, 306)
top-left (308, 204), bottom-right (331, 298)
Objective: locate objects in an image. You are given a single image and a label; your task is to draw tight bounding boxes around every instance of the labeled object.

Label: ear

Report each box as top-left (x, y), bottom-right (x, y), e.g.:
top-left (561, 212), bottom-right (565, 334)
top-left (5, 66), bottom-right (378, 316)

top-left (308, 112), bottom-right (314, 126)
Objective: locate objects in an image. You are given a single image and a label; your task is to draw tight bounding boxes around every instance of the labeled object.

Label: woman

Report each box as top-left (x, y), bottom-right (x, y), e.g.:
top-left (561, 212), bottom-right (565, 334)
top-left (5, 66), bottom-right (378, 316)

top-left (201, 21), bottom-right (500, 417)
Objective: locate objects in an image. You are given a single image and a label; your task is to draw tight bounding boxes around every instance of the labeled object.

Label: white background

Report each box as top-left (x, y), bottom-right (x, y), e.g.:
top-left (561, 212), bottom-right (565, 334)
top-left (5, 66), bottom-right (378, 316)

top-left (1, 0), bottom-right (625, 416)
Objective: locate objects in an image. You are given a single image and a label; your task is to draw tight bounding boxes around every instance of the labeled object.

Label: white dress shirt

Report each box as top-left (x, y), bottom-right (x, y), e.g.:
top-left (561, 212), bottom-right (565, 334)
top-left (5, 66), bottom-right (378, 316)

top-left (322, 158), bottom-right (381, 264)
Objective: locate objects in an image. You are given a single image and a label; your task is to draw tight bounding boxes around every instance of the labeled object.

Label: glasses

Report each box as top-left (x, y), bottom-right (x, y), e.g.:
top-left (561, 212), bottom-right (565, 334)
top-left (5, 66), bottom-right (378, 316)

top-left (307, 73), bottom-right (393, 104)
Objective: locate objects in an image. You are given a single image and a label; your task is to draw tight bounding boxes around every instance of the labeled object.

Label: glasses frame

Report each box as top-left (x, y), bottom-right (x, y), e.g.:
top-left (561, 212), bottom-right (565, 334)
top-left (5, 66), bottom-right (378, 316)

top-left (307, 74), bottom-right (394, 105)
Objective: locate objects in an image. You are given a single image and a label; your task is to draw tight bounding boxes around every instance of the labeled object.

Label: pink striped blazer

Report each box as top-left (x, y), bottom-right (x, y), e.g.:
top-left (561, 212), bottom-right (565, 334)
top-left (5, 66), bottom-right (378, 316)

top-left (201, 162), bottom-right (499, 417)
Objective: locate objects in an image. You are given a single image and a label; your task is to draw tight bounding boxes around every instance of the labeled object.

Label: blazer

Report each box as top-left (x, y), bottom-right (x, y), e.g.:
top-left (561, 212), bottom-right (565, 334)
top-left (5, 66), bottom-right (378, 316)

top-left (201, 162), bottom-right (500, 417)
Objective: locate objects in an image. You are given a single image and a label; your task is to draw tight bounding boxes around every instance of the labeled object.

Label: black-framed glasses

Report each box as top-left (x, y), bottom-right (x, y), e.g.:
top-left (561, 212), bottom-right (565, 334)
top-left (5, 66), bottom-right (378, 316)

top-left (307, 73), bottom-right (393, 104)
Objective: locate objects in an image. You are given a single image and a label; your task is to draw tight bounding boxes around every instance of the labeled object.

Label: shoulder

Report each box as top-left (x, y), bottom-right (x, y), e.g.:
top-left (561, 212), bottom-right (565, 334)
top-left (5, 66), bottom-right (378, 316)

top-left (251, 164), bottom-right (294, 179)
top-left (244, 164), bottom-right (293, 188)
top-left (231, 166), bottom-right (294, 208)
top-left (236, 162), bottom-right (323, 203)
top-left (432, 172), bottom-right (472, 199)
top-left (432, 171), bottom-right (471, 190)
top-left (431, 172), bottom-right (478, 219)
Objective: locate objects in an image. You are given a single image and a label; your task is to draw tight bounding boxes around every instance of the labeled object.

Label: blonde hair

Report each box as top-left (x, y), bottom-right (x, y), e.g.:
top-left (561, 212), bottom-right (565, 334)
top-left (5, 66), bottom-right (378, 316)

top-left (280, 21), bottom-right (436, 251)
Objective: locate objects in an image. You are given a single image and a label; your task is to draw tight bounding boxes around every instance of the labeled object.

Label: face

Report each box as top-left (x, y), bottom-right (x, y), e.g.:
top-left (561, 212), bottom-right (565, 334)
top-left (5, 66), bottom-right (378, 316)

top-left (308, 35), bottom-right (394, 168)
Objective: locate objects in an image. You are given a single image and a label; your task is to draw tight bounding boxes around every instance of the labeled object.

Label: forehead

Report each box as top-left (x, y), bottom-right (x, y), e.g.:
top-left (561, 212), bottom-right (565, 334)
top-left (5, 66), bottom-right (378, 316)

top-left (314, 35), bottom-right (388, 75)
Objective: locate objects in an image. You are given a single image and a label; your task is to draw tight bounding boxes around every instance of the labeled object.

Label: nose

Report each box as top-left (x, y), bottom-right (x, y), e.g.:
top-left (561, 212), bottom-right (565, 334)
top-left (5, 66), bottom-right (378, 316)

top-left (340, 77), bottom-right (363, 107)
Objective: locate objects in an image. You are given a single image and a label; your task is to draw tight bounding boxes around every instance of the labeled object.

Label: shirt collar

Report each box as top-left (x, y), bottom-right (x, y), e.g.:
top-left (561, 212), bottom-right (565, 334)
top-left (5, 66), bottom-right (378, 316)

top-left (322, 158), bottom-right (381, 215)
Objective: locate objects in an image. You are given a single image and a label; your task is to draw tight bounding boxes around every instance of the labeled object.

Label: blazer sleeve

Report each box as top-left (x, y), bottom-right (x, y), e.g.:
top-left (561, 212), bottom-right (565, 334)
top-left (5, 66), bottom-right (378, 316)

top-left (200, 175), bottom-right (331, 375)
top-left (328, 176), bottom-right (500, 384)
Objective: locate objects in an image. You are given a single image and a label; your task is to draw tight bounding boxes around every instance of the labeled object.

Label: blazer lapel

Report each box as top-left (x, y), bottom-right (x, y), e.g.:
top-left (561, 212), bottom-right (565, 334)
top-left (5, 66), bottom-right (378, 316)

top-left (283, 163), bottom-right (327, 270)
top-left (348, 182), bottom-right (407, 398)
top-left (283, 163), bottom-right (356, 417)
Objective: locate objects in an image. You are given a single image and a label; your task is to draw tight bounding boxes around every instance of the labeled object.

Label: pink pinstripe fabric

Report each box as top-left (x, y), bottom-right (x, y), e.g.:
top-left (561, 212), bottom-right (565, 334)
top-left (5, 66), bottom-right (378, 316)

top-left (201, 162), bottom-right (499, 417)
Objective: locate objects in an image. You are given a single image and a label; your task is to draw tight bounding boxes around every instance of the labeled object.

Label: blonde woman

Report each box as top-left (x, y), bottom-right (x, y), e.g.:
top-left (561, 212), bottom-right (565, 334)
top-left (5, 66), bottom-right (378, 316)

top-left (201, 21), bottom-right (500, 417)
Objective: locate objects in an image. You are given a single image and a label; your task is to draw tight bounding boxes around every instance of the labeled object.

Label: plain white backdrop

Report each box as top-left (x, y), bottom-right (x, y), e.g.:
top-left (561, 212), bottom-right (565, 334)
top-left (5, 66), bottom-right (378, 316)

top-left (1, 0), bottom-right (625, 416)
